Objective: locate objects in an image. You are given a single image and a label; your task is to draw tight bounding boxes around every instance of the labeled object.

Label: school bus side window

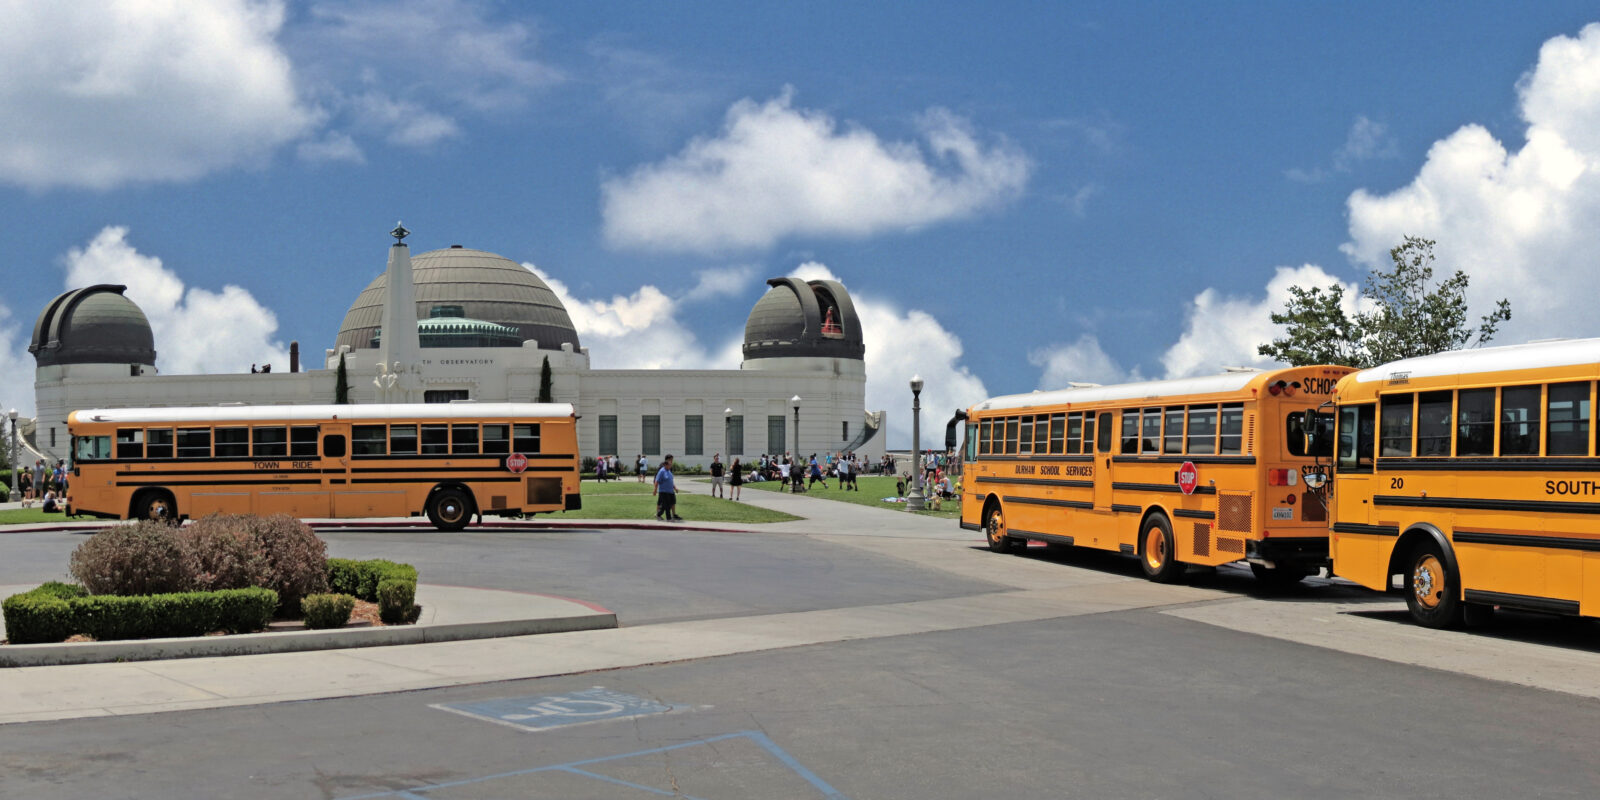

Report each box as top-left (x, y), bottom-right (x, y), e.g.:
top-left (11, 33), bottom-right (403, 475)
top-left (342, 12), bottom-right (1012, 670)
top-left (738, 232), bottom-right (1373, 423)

top-left (1163, 408), bottom-right (1184, 454)
top-left (1049, 414), bottom-right (1065, 454)
top-left (146, 428), bottom-right (174, 459)
top-left (1338, 404), bottom-right (1375, 469)
top-left (1500, 385), bottom-right (1541, 456)
top-left (253, 426), bottom-right (288, 458)
top-left (353, 425), bottom-right (388, 457)
top-left (1187, 406), bottom-right (1217, 455)
top-left (1379, 394), bottom-right (1414, 456)
top-left (116, 428), bottom-right (143, 459)
top-left (1121, 409), bottom-right (1140, 454)
top-left (177, 428), bottom-right (210, 458)
top-left (1219, 404), bottom-right (1244, 455)
top-left (1547, 382), bottom-right (1591, 456)
top-left (1004, 417), bottom-right (1019, 454)
top-left (1019, 416), bottom-right (1034, 455)
top-left (1066, 413), bottom-right (1083, 455)
top-left (1095, 412), bottom-right (1112, 452)
top-left (290, 426), bottom-right (318, 458)
top-left (1456, 389), bottom-right (1495, 457)
top-left (513, 423), bottom-right (541, 454)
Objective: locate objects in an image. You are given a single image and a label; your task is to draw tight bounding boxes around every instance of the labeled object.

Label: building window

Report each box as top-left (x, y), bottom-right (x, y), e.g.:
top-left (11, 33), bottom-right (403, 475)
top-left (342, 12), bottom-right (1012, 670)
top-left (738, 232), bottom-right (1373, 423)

top-left (727, 415), bottom-right (744, 456)
top-left (642, 415), bottom-right (661, 455)
top-left (685, 415), bottom-right (703, 456)
top-left (842, 421), bottom-right (849, 442)
top-left (598, 415), bottom-right (617, 456)
top-left (424, 389), bottom-right (469, 403)
top-left (768, 415), bottom-right (786, 454)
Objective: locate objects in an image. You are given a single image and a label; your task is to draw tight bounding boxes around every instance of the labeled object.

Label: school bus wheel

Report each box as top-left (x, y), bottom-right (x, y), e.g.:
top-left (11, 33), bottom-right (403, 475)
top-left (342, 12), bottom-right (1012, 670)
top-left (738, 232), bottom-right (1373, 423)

top-left (1404, 540), bottom-right (1464, 629)
top-left (427, 487), bottom-right (473, 532)
top-left (984, 503), bottom-right (1014, 554)
top-left (131, 489), bottom-right (177, 525)
top-left (1139, 513), bottom-right (1184, 583)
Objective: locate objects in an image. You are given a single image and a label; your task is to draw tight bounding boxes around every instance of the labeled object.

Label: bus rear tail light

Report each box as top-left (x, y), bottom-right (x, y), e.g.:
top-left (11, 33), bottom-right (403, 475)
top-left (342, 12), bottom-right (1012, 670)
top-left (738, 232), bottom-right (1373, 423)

top-left (1267, 468), bottom-right (1297, 486)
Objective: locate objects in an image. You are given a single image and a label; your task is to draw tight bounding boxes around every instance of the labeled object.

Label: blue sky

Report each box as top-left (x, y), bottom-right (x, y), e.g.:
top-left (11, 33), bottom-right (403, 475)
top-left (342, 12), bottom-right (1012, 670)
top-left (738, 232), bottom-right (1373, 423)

top-left (4, 1), bottom-right (1600, 445)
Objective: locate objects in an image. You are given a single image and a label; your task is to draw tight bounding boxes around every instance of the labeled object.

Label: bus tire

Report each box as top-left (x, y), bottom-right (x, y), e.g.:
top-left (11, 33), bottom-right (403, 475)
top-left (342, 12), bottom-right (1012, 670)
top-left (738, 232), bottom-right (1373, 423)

top-left (427, 488), bottom-right (473, 532)
top-left (132, 490), bottom-right (177, 525)
top-left (1404, 540), bottom-right (1464, 629)
top-left (1139, 513), bottom-right (1184, 583)
top-left (984, 504), bottom-right (1014, 554)
top-left (1250, 563), bottom-right (1308, 590)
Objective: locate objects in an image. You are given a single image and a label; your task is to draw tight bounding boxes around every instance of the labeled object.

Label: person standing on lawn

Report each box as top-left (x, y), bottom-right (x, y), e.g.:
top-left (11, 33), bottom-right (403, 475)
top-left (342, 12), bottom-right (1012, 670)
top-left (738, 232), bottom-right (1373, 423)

top-left (729, 458), bottom-right (744, 501)
top-left (653, 454), bottom-right (682, 521)
top-left (709, 453), bottom-right (725, 498)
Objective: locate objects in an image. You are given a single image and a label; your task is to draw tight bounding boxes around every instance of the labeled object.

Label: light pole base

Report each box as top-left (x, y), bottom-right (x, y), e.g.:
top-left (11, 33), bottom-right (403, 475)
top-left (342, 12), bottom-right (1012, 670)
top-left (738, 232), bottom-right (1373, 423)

top-left (906, 489), bottom-right (925, 512)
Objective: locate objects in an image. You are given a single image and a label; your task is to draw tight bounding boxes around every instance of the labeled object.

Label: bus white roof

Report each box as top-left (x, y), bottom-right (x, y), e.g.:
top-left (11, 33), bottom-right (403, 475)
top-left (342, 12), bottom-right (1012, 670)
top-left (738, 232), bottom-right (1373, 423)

top-left (1352, 338), bottom-right (1600, 384)
top-left (975, 371), bottom-right (1265, 412)
top-left (70, 403), bottom-right (575, 425)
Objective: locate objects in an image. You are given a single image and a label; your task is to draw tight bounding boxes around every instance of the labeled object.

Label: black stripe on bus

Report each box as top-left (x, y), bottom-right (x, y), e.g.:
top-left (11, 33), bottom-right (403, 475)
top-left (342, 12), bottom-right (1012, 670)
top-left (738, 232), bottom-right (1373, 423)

top-left (1172, 508), bottom-right (1216, 520)
top-left (976, 455), bottom-right (1095, 463)
top-left (90, 452), bottom-right (567, 466)
top-left (1374, 495), bottom-right (1600, 515)
top-left (1331, 522), bottom-right (1399, 537)
top-left (975, 476), bottom-right (1093, 488)
top-left (352, 476), bottom-right (527, 485)
top-left (1453, 530), bottom-right (1600, 552)
top-left (1377, 458), bottom-right (1600, 472)
top-left (1009, 529), bottom-right (1073, 546)
top-left (1002, 496), bottom-right (1094, 510)
top-left (1111, 455), bottom-right (1256, 465)
top-left (1111, 504), bottom-right (1142, 514)
top-left (1113, 482), bottom-right (1217, 495)
top-left (959, 521), bottom-right (983, 532)
top-left (117, 479), bottom-right (325, 487)
top-left (1463, 589), bottom-right (1579, 616)
top-left (350, 452), bottom-right (567, 462)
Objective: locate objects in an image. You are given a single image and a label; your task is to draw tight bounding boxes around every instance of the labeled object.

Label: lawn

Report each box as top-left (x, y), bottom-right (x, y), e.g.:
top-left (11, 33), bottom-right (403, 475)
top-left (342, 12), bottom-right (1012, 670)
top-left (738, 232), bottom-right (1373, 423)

top-left (0, 508), bottom-right (90, 525)
top-left (742, 474), bottom-right (962, 519)
top-left (562, 479), bottom-right (800, 523)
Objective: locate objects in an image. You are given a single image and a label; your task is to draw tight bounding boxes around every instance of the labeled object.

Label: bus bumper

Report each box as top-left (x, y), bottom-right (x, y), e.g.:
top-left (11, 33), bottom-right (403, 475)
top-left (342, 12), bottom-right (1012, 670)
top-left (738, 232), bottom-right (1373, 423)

top-left (564, 492), bottom-right (582, 511)
top-left (1246, 537), bottom-right (1329, 571)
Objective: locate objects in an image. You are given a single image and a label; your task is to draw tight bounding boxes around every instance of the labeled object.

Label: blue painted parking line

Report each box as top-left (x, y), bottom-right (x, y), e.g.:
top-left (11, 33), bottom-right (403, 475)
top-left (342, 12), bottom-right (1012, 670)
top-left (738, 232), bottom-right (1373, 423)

top-left (432, 687), bottom-right (681, 732)
top-left (336, 730), bottom-right (850, 799)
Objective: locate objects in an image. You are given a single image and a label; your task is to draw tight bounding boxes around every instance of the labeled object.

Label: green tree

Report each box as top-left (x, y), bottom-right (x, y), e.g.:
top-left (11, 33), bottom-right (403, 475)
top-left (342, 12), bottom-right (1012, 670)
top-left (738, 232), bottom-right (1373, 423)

top-left (537, 356), bottom-right (553, 403)
top-left (334, 353), bottom-right (350, 405)
top-left (1258, 236), bottom-right (1511, 369)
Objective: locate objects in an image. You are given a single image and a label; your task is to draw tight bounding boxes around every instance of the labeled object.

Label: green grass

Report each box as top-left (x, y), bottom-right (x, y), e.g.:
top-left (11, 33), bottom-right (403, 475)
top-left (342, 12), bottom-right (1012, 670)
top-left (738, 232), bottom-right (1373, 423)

top-left (0, 508), bottom-right (93, 525)
top-left (554, 490), bottom-right (800, 523)
top-left (743, 474), bottom-right (962, 519)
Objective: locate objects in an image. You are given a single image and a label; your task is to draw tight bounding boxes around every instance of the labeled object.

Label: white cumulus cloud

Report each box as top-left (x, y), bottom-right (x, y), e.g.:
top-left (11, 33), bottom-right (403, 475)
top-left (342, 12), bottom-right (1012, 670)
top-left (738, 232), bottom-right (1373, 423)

top-left (790, 262), bottom-right (988, 447)
top-left (0, 0), bottom-right (314, 189)
top-left (0, 303), bottom-right (37, 419)
top-left (1161, 265), bottom-right (1358, 378)
top-left (1344, 22), bottom-right (1600, 343)
top-left (62, 227), bottom-right (289, 375)
top-left (1029, 335), bottom-right (1142, 389)
top-left (602, 89), bottom-right (1031, 253)
top-left (524, 264), bottom-right (747, 370)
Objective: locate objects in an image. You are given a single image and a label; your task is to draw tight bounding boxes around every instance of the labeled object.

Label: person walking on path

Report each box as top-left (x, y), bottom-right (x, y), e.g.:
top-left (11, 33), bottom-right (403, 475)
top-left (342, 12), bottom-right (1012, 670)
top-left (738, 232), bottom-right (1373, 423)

top-left (653, 454), bottom-right (682, 521)
top-left (729, 458), bottom-right (743, 501)
top-left (709, 454), bottom-right (725, 498)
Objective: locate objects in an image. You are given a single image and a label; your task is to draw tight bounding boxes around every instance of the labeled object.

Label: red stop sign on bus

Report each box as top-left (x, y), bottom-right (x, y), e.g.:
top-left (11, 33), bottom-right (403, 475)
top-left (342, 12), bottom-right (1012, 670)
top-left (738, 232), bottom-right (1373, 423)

top-left (506, 453), bottom-right (528, 474)
top-left (1177, 461), bottom-right (1198, 495)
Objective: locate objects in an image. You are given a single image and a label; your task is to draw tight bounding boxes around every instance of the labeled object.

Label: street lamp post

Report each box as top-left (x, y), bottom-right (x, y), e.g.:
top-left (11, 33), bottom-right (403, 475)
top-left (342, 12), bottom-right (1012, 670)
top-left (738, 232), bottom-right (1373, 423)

top-left (7, 409), bottom-right (17, 500)
top-left (724, 407), bottom-right (733, 456)
top-left (790, 395), bottom-right (801, 463)
top-left (907, 376), bottom-right (925, 511)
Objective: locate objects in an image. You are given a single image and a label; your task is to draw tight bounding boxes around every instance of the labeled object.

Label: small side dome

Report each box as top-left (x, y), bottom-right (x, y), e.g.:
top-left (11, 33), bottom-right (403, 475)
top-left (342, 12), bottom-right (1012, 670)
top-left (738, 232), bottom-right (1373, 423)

top-left (743, 278), bottom-right (865, 361)
top-left (29, 285), bottom-right (157, 368)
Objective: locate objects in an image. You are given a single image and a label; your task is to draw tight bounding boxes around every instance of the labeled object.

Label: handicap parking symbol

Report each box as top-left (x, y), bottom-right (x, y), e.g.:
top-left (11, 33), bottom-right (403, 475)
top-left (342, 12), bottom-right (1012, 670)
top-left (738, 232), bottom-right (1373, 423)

top-left (433, 688), bottom-right (682, 732)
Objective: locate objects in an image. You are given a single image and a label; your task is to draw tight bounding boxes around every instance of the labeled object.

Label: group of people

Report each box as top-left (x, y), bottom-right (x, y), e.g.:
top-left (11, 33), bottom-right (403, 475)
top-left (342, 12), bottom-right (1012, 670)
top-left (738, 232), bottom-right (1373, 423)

top-left (13, 458), bottom-right (68, 513)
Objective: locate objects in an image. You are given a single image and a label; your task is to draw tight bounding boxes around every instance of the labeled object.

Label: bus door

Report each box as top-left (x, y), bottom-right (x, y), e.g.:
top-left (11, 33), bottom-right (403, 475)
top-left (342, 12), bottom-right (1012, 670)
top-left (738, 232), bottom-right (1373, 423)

top-left (1092, 411), bottom-right (1114, 511)
top-left (1330, 403), bottom-right (1381, 583)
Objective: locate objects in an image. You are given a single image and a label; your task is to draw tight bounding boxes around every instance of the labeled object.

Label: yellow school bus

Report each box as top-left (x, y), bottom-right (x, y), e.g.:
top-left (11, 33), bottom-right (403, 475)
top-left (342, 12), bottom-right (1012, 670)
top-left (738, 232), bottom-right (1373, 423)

top-left (66, 403), bottom-right (581, 531)
top-left (1326, 339), bottom-right (1599, 627)
top-left (961, 365), bottom-right (1354, 585)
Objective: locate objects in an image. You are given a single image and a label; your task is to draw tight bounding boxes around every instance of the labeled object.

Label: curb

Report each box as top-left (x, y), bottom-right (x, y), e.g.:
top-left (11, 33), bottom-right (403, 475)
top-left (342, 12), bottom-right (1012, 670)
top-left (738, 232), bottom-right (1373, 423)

top-left (0, 608), bottom-right (617, 668)
top-left (0, 519), bottom-right (754, 535)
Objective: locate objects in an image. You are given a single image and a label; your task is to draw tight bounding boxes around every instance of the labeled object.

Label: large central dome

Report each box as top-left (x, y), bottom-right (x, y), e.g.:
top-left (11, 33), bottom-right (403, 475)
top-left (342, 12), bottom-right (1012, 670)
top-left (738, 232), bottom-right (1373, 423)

top-left (336, 246), bottom-right (580, 352)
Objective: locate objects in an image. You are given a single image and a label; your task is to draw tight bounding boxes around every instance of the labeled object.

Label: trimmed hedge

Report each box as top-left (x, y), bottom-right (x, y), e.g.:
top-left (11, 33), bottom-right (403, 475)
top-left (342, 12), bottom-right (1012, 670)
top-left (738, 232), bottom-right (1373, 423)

top-left (301, 593), bottom-right (357, 630)
top-left (2, 584), bottom-right (277, 644)
top-left (327, 558), bottom-right (418, 623)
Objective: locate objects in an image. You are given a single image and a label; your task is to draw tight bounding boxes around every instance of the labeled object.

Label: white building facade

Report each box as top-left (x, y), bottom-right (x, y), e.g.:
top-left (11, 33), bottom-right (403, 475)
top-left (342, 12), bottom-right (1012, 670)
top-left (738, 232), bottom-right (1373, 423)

top-left (27, 235), bottom-right (883, 469)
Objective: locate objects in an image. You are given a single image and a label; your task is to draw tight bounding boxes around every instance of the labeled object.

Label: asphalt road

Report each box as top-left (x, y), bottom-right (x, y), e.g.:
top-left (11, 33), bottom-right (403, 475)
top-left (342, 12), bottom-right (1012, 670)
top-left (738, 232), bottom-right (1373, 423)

top-left (4, 528), bottom-right (1600, 798)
